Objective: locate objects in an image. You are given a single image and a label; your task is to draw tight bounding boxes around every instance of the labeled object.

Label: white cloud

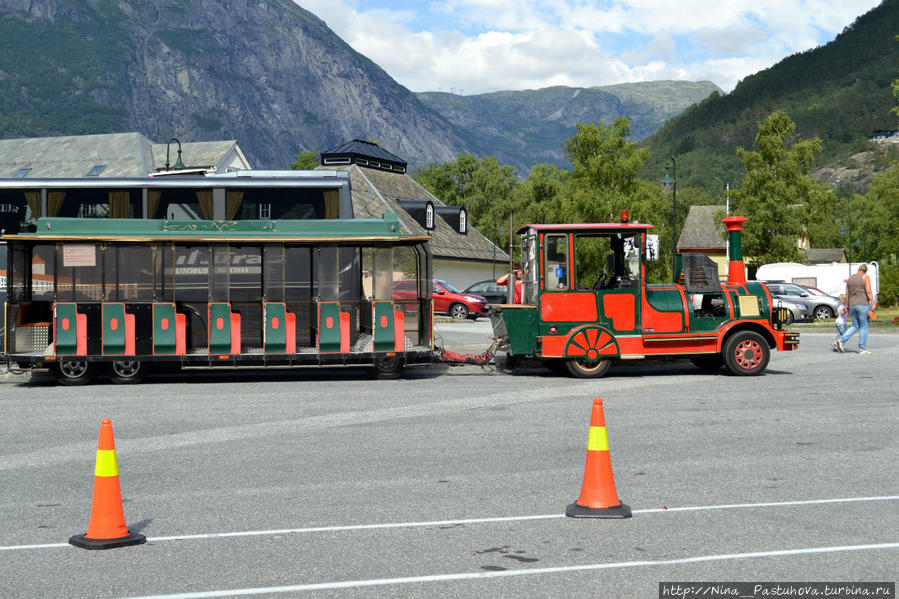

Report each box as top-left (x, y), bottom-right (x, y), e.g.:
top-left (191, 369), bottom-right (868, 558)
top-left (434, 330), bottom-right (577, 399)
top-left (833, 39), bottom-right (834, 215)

top-left (295, 0), bottom-right (882, 94)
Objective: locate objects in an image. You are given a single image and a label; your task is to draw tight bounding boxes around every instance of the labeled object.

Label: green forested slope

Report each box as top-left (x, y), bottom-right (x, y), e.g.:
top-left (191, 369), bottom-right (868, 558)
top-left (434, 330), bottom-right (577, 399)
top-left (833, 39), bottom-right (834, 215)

top-left (639, 0), bottom-right (899, 197)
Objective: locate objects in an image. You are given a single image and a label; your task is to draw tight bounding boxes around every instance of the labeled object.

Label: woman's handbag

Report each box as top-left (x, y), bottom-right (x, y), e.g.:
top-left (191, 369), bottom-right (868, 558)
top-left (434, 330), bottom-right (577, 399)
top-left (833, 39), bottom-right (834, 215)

top-left (868, 309), bottom-right (877, 320)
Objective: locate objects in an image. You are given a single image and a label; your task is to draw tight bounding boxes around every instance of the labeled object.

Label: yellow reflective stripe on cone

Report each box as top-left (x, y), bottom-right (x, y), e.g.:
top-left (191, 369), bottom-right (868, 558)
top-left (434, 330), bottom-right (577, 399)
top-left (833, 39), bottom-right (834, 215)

top-left (94, 449), bottom-right (120, 477)
top-left (586, 426), bottom-right (609, 452)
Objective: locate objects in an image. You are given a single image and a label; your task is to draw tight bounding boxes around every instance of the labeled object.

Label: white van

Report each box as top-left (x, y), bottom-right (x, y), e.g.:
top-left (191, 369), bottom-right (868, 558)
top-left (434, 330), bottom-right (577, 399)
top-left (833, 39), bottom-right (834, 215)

top-left (756, 262), bottom-right (879, 301)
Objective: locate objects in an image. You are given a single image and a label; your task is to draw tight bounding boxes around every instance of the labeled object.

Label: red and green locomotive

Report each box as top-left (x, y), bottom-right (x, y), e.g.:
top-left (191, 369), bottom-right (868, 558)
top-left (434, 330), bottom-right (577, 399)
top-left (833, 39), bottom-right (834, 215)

top-left (491, 213), bottom-right (799, 377)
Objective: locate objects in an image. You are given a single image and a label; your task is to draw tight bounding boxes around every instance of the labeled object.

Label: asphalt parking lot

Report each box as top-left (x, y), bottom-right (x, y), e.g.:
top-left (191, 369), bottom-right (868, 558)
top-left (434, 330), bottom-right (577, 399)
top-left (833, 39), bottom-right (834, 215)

top-left (0, 322), bottom-right (897, 598)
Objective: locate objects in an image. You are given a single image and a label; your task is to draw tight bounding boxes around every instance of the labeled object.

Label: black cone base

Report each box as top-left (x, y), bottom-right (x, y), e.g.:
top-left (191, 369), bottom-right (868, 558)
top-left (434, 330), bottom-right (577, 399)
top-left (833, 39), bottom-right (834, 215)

top-left (566, 501), bottom-right (632, 519)
top-left (69, 531), bottom-right (146, 550)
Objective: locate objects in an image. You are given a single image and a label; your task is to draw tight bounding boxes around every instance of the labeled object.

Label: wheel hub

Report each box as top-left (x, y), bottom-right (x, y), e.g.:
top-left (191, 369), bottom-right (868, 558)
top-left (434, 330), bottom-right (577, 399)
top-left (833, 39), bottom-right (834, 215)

top-left (60, 360), bottom-right (88, 378)
top-left (112, 360), bottom-right (140, 377)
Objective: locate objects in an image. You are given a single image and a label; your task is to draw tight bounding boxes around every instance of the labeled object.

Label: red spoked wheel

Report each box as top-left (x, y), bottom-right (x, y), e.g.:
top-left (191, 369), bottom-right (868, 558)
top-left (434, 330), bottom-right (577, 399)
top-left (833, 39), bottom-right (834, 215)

top-left (723, 331), bottom-right (770, 376)
top-left (563, 326), bottom-right (617, 379)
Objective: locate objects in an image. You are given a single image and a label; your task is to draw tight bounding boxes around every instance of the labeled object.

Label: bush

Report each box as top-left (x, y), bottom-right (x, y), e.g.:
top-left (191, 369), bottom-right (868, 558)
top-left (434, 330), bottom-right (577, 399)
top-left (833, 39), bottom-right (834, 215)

top-left (878, 262), bottom-right (899, 307)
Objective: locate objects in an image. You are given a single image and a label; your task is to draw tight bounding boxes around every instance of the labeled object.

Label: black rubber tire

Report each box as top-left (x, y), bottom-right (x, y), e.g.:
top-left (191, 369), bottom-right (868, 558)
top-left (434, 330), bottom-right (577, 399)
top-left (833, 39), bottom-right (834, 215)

top-left (54, 360), bottom-right (96, 386)
top-left (723, 331), bottom-right (770, 376)
top-left (373, 355), bottom-right (404, 380)
top-left (814, 305), bottom-right (833, 320)
top-left (691, 355), bottom-right (724, 371)
top-left (107, 360), bottom-right (146, 384)
top-left (565, 357), bottom-right (612, 379)
top-left (449, 303), bottom-right (469, 320)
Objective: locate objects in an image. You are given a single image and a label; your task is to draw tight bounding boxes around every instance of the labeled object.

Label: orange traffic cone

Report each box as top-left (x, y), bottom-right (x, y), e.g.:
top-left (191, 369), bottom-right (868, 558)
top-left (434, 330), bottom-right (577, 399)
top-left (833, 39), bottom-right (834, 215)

top-left (69, 419), bottom-right (146, 549)
top-left (566, 398), bottom-right (631, 518)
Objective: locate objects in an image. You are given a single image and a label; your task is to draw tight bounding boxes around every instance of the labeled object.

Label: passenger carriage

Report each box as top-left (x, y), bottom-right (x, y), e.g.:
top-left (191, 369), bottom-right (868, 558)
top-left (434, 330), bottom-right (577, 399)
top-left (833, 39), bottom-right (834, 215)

top-left (2, 215), bottom-right (433, 384)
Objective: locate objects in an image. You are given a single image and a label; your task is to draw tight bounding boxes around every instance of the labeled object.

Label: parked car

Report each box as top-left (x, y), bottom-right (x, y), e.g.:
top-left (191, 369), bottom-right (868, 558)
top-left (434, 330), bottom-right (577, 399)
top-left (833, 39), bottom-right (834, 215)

top-left (765, 282), bottom-right (840, 320)
top-left (463, 279), bottom-right (509, 305)
top-left (771, 297), bottom-right (811, 325)
top-left (393, 280), bottom-right (488, 320)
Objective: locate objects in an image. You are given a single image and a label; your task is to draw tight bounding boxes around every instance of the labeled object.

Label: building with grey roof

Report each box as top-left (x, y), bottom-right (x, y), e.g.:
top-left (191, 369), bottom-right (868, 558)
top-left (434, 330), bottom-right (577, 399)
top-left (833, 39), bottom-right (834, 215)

top-left (677, 205), bottom-right (728, 280)
top-left (677, 205), bottom-right (847, 280)
top-left (320, 140), bottom-right (509, 289)
top-left (0, 132), bottom-right (250, 178)
top-left (802, 248), bottom-right (847, 264)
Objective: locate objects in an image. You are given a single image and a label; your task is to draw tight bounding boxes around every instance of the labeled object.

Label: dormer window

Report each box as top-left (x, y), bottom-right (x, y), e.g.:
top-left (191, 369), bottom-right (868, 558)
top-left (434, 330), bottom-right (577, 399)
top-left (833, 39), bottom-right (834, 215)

top-left (86, 165), bottom-right (106, 176)
top-left (13, 168), bottom-right (31, 178)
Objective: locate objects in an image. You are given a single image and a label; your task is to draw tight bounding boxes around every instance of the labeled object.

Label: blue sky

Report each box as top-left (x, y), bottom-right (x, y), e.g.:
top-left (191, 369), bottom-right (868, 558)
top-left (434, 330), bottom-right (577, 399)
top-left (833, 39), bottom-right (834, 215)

top-left (297, 0), bottom-right (882, 95)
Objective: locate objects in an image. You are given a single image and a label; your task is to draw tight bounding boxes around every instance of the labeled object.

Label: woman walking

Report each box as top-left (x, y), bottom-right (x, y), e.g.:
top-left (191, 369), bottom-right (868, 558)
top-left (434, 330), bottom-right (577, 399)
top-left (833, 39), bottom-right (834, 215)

top-left (834, 264), bottom-right (876, 354)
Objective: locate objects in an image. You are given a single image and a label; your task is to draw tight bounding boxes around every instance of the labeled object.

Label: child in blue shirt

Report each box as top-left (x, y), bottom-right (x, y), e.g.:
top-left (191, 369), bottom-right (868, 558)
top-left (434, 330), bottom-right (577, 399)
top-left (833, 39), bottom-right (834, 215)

top-left (833, 294), bottom-right (848, 349)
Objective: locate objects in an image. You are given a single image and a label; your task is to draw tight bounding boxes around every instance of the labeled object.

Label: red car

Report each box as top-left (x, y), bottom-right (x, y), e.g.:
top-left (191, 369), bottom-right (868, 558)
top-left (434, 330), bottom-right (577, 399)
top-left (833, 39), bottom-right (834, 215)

top-left (394, 280), bottom-right (488, 319)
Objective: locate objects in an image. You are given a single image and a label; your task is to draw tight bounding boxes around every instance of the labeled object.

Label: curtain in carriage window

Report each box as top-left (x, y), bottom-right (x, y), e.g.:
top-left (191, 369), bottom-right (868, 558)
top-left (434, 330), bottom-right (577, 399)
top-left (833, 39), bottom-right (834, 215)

top-left (226, 191), bottom-right (243, 220)
top-left (196, 190), bottom-right (214, 219)
top-left (24, 191), bottom-right (41, 219)
top-left (324, 190), bottom-right (339, 219)
top-left (47, 191), bottom-right (65, 217)
top-left (147, 190), bottom-right (161, 219)
top-left (108, 191), bottom-right (131, 218)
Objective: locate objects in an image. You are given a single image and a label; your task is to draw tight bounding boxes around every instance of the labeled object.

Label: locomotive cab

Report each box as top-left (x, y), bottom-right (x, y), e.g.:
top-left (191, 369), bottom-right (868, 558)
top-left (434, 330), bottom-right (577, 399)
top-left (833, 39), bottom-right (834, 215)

top-left (492, 213), bottom-right (799, 378)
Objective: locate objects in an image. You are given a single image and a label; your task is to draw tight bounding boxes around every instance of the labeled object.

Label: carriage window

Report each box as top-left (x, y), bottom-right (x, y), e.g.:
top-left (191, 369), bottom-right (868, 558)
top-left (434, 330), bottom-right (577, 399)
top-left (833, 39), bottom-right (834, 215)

top-left (0, 191), bottom-right (35, 234)
top-left (175, 246), bottom-right (210, 301)
top-left (155, 244), bottom-right (175, 301)
top-left (210, 245), bottom-right (229, 302)
top-left (371, 247), bottom-right (393, 300)
top-left (105, 245), bottom-right (153, 301)
top-left (622, 235), bottom-right (641, 281)
top-left (263, 245), bottom-right (285, 302)
top-left (57, 244), bottom-right (102, 301)
top-left (522, 232), bottom-right (538, 304)
top-left (229, 245), bottom-right (262, 302)
top-left (317, 246), bottom-right (339, 301)
top-left (574, 236), bottom-right (612, 290)
top-left (24, 244), bottom-right (55, 300)
top-left (284, 246), bottom-right (312, 302)
top-left (544, 234), bottom-right (568, 290)
top-left (339, 246), bottom-right (361, 301)
top-left (394, 246), bottom-right (418, 282)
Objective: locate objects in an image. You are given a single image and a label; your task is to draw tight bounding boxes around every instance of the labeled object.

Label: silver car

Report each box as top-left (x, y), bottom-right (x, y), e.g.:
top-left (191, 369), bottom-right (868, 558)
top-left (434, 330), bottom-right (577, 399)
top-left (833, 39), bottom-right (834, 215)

top-left (770, 297), bottom-right (810, 325)
top-left (765, 282), bottom-right (840, 320)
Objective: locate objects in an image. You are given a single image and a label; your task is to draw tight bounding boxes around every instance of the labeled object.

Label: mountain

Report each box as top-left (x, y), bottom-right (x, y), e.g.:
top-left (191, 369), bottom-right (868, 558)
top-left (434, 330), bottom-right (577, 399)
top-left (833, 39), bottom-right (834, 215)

top-left (639, 0), bottom-right (899, 196)
top-left (0, 0), bottom-right (474, 169)
top-left (417, 81), bottom-right (721, 174)
top-left (0, 0), bottom-right (719, 173)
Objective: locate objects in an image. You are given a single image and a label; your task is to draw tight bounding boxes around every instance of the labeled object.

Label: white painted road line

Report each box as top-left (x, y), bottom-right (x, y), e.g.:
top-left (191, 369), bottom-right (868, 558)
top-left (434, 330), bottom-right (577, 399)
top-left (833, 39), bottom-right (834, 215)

top-left (119, 542), bottom-right (899, 599)
top-left (2, 494), bottom-right (897, 552)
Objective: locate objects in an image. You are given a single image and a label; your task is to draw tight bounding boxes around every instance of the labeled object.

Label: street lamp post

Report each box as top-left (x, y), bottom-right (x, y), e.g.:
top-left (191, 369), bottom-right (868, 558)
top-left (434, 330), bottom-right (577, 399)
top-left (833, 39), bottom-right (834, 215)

top-left (841, 198), bottom-right (853, 279)
top-left (660, 157), bottom-right (677, 283)
top-left (493, 223), bottom-right (506, 279)
top-left (165, 138), bottom-right (186, 170)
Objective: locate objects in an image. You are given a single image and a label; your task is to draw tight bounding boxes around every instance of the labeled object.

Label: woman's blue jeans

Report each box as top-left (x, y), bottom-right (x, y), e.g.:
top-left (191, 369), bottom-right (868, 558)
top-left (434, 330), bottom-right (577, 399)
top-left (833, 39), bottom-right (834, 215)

top-left (840, 305), bottom-right (869, 350)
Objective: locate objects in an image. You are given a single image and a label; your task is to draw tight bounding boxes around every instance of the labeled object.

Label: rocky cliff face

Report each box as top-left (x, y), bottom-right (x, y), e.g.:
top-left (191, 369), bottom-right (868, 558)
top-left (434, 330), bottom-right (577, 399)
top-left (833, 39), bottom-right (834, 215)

top-left (0, 0), bottom-right (471, 168)
top-left (0, 0), bottom-right (717, 172)
top-left (417, 81), bottom-right (722, 173)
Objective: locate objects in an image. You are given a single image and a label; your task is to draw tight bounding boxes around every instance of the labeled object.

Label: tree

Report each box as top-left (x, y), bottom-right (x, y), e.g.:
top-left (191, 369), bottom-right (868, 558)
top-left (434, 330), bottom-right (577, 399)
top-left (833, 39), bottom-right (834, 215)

top-left (290, 150), bottom-right (318, 170)
top-left (732, 110), bottom-right (823, 267)
top-left (411, 153), bottom-right (520, 228)
top-left (562, 118), bottom-right (650, 223)
top-left (514, 163), bottom-right (567, 226)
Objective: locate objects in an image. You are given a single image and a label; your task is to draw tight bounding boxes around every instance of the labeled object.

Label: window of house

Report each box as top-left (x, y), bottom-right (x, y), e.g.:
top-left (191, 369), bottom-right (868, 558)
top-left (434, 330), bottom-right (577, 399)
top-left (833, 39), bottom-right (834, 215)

top-left (85, 165), bottom-right (106, 176)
